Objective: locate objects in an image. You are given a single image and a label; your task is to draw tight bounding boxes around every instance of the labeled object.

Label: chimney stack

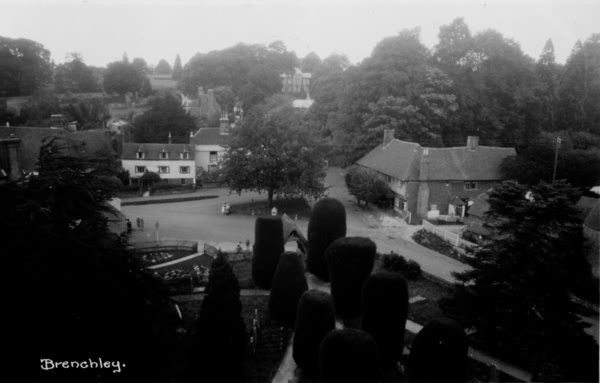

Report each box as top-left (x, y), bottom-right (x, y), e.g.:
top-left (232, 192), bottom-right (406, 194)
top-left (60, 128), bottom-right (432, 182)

top-left (168, 132), bottom-right (172, 144)
top-left (383, 129), bottom-right (395, 147)
top-left (467, 136), bottom-right (479, 151)
top-left (190, 130), bottom-right (195, 145)
top-left (220, 114), bottom-right (229, 135)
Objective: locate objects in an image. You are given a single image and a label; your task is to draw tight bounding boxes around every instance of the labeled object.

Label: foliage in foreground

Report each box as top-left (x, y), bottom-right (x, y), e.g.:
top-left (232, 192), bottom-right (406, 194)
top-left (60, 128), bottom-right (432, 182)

top-left (268, 251), bottom-right (308, 327)
top-left (252, 216), bottom-right (284, 289)
top-left (319, 329), bottom-right (379, 383)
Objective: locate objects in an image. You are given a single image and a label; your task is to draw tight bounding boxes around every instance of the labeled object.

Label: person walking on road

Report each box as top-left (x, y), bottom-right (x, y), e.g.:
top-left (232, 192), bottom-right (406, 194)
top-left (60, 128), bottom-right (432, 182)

top-left (140, 218), bottom-right (144, 230)
top-left (136, 217), bottom-right (140, 228)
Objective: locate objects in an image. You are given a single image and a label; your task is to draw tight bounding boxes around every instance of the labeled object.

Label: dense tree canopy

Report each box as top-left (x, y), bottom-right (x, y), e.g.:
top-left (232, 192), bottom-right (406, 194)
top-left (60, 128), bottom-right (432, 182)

top-left (154, 59), bottom-right (172, 75)
top-left (172, 54), bottom-right (183, 80)
top-left (0, 36), bottom-right (53, 96)
top-left (344, 165), bottom-right (390, 207)
top-left (222, 106), bottom-right (327, 207)
top-left (133, 94), bottom-right (197, 143)
top-left (54, 53), bottom-right (98, 93)
top-left (103, 60), bottom-right (145, 96)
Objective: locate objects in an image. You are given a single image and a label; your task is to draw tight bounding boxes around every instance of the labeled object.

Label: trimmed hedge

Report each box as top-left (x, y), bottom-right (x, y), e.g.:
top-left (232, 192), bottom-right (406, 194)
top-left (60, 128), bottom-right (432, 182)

top-left (319, 329), bottom-right (379, 383)
top-left (381, 252), bottom-right (422, 280)
top-left (293, 290), bottom-right (336, 377)
top-left (269, 251), bottom-right (308, 327)
top-left (252, 216), bottom-right (285, 289)
top-left (407, 317), bottom-right (469, 383)
top-left (361, 272), bottom-right (409, 365)
top-left (325, 236), bottom-right (376, 320)
top-left (307, 198), bottom-right (346, 281)
top-left (121, 195), bottom-right (218, 206)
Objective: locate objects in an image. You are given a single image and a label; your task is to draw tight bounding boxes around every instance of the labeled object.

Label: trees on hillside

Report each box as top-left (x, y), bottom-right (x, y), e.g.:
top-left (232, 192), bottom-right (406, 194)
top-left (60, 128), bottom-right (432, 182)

top-left (442, 180), bottom-right (598, 381)
top-left (221, 107), bottom-right (327, 208)
top-left (154, 59), bottom-right (172, 75)
top-left (133, 94), bottom-right (197, 143)
top-left (344, 166), bottom-right (389, 207)
top-left (54, 53), bottom-right (98, 93)
top-left (172, 54), bottom-right (183, 80)
top-left (0, 36), bottom-right (53, 96)
top-left (103, 60), bottom-right (145, 96)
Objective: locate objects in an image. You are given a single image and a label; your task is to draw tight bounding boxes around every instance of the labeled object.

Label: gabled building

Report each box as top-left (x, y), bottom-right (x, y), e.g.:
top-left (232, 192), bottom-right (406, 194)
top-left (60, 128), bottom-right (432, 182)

top-left (281, 68), bottom-right (311, 94)
top-left (356, 130), bottom-right (516, 224)
top-left (121, 133), bottom-right (196, 186)
top-left (193, 114), bottom-right (231, 173)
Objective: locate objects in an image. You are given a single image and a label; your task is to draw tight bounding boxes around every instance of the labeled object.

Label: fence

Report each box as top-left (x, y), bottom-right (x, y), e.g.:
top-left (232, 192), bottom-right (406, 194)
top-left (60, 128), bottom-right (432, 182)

top-left (422, 220), bottom-right (477, 249)
top-left (132, 240), bottom-right (198, 253)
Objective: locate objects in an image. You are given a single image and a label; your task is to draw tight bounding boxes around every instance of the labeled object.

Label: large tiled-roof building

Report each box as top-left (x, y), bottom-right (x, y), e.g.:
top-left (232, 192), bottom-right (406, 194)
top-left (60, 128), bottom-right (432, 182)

top-left (356, 131), bottom-right (516, 224)
top-left (193, 114), bottom-right (231, 173)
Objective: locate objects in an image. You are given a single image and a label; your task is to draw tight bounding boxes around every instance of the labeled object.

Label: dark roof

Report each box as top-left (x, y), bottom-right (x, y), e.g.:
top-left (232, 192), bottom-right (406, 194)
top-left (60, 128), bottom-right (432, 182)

top-left (357, 139), bottom-right (516, 181)
top-left (69, 129), bottom-right (117, 159)
top-left (584, 199), bottom-right (600, 231)
top-left (122, 142), bottom-right (195, 160)
top-left (194, 127), bottom-right (230, 146)
top-left (467, 191), bottom-right (492, 218)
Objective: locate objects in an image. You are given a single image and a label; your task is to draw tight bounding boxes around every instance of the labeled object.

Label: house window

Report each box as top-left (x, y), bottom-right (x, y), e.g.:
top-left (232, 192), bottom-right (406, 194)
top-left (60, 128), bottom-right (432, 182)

top-left (208, 164), bottom-right (218, 173)
top-left (181, 152), bottom-right (190, 159)
top-left (136, 152), bottom-right (145, 159)
top-left (181, 178), bottom-right (186, 185)
top-left (135, 166), bottom-right (146, 173)
top-left (180, 166), bottom-right (190, 174)
top-left (209, 151), bottom-right (218, 162)
top-left (464, 182), bottom-right (478, 190)
top-left (159, 152), bottom-right (168, 159)
top-left (158, 166), bottom-right (170, 174)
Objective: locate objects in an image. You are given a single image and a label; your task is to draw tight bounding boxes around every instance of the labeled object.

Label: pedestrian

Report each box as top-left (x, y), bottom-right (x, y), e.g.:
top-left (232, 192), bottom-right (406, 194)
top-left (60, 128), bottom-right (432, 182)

top-left (221, 204), bottom-right (225, 215)
top-left (136, 217), bottom-right (140, 228)
top-left (126, 219), bottom-right (132, 233)
top-left (246, 239), bottom-right (250, 250)
top-left (140, 218), bottom-right (144, 230)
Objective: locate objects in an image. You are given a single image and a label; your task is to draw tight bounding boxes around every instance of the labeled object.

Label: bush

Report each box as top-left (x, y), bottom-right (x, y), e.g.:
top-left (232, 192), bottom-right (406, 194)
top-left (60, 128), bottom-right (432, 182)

top-left (381, 252), bottom-right (422, 280)
top-left (152, 182), bottom-right (180, 191)
top-left (361, 272), bottom-right (409, 365)
top-left (293, 290), bottom-right (336, 377)
top-left (120, 183), bottom-right (141, 193)
top-left (252, 216), bottom-right (285, 289)
top-left (319, 329), bottom-right (379, 383)
top-left (407, 317), bottom-right (468, 383)
top-left (307, 198), bottom-right (347, 281)
top-left (325, 236), bottom-right (376, 320)
top-left (269, 251), bottom-right (308, 327)
top-left (407, 259), bottom-right (422, 279)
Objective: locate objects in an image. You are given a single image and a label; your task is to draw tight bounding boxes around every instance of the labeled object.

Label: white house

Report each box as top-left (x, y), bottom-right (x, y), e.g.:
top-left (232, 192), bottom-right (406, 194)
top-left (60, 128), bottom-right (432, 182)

top-left (121, 133), bottom-right (196, 185)
top-left (193, 114), bottom-right (231, 173)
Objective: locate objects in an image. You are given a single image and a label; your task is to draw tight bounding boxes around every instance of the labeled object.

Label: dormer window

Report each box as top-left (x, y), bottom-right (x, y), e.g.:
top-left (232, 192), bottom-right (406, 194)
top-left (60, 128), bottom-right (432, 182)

top-left (159, 152), bottom-right (168, 159)
top-left (181, 152), bottom-right (190, 159)
top-left (136, 151), bottom-right (145, 159)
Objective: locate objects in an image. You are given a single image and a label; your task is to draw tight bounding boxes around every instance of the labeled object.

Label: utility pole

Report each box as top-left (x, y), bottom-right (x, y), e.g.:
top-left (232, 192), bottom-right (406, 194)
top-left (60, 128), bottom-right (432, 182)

top-left (552, 136), bottom-right (561, 184)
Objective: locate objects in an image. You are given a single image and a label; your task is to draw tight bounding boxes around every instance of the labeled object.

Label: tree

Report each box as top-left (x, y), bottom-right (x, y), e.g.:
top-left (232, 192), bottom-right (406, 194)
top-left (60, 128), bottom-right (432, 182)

top-left (345, 166), bottom-right (390, 207)
top-left (222, 108), bottom-right (327, 208)
top-left (293, 290), bottom-right (336, 376)
top-left (103, 60), bottom-right (144, 96)
top-left (407, 318), bottom-right (468, 383)
top-left (301, 51), bottom-right (321, 73)
top-left (442, 180), bottom-right (598, 381)
top-left (268, 251), bottom-right (308, 327)
top-left (0, 36), bottom-right (53, 96)
top-left (131, 57), bottom-right (148, 75)
top-left (154, 59), bottom-right (172, 75)
top-left (252, 216), bottom-right (285, 289)
top-left (319, 329), bottom-right (379, 383)
top-left (54, 53), bottom-right (97, 93)
top-left (133, 94), bottom-right (197, 143)
top-left (361, 272), bottom-right (409, 365)
top-left (213, 85), bottom-right (235, 112)
top-left (325, 236), bottom-right (376, 320)
top-left (306, 198), bottom-right (347, 281)
top-left (2, 137), bottom-right (166, 381)
top-left (19, 90), bottom-right (61, 126)
top-left (191, 253), bottom-right (247, 382)
top-left (535, 39), bottom-right (560, 132)
top-left (172, 54), bottom-right (183, 80)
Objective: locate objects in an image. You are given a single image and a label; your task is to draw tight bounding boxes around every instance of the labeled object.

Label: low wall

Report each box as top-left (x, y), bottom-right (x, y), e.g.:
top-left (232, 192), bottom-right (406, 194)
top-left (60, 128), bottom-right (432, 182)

top-left (121, 195), bottom-right (218, 206)
top-left (133, 240), bottom-right (198, 253)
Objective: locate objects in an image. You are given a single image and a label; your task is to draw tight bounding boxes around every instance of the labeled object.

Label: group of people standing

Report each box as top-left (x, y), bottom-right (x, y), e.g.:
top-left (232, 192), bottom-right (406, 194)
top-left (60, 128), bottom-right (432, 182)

top-left (125, 217), bottom-right (144, 233)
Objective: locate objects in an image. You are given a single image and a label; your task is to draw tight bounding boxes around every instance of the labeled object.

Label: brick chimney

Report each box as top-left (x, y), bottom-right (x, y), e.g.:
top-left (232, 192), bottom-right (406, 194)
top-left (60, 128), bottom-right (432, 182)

top-left (383, 129), bottom-right (395, 147)
top-left (219, 114), bottom-right (229, 135)
top-left (190, 130), bottom-right (195, 145)
top-left (168, 132), bottom-right (172, 144)
top-left (467, 136), bottom-right (479, 151)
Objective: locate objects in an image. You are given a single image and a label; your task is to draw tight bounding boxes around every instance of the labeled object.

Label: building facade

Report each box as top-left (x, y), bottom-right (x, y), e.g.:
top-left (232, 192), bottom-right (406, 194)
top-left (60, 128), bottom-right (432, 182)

top-left (281, 68), bottom-right (311, 94)
top-left (193, 115), bottom-right (230, 173)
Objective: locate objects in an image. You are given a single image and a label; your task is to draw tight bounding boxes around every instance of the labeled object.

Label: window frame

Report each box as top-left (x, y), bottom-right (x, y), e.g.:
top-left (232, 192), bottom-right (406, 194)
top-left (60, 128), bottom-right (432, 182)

top-left (209, 151), bottom-right (218, 162)
top-left (135, 166), bottom-right (146, 173)
top-left (464, 181), bottom-right (478, 190)
top-left (179, 166), bottom-right (190, 174)
top-left (180, 152), bottom-right (190, 159)
top-left (158, 166), bottom-right (170, 174)
top-left (136, 152), bottom-right (145, 159)
top-left (159, 152), bottom-right (168, 159)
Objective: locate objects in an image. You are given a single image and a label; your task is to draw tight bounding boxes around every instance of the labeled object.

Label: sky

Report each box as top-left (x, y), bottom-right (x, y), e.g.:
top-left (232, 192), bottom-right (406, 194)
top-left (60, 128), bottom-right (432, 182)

top-left (0, 0), bottom-right (598, 68)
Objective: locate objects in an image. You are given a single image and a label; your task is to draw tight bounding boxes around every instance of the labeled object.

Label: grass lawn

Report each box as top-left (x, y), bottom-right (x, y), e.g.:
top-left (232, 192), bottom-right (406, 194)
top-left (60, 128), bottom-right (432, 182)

top-left (231, 197), bottom-right (313, 220)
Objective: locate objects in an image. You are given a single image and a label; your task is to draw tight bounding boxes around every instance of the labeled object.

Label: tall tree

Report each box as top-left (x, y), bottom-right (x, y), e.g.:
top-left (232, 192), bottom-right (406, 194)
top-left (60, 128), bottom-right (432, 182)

top-left (154, 59), bottom-right (172, 75)
top-left (133, 94), bottom-right (197, 143)
top-left (0, 36), bottom-right (53, 96)
top-left (222, 107), bottom-right (327, 207)
top-left (131, 57), bottom-right (149, 75)
top-left (301, 51), bottom-right (321, 73)
top-left (103, 60), bottom-right (144, 96)
top-left (172, 53), bottom-right (183, 80)
top-left (55, 53), bottom-right (97, 93)
top-left (535, 39), bottom-right (560, 132)
top-left (443, 180), bottom-right (598, 381)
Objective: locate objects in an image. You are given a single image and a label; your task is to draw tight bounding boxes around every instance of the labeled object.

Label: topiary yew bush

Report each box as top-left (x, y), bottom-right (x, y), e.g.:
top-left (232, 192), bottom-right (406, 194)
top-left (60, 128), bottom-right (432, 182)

top-left (361, 271), bottom-right (409, 365)
top-left (407, 317), bottom-right (469, 383)
top-left (325, 236), bottom-right (376, 320)
top-left (319, 328), bottom-right (379, 383)
top-left (252, 216), bottom-right (285, 289)
top-left (307, 197), bottom-right (346, 281)
top-left (269, 251), bottom-right (308, 327)
top-left (293, 290), bottom-right (336, 377)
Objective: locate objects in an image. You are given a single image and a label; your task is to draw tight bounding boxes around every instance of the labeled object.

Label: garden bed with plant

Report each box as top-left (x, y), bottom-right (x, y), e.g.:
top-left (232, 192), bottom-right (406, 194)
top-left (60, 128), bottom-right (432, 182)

top-left (135, 249), bottom-right (198, 266)
top-left (412, 229), bottom-right (469, 263)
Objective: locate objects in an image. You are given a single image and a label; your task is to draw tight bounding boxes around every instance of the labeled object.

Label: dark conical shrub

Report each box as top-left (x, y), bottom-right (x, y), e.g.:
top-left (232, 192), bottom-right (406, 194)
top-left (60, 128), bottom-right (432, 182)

top-left (361, 271), bottom-right (409, 365)
top-left (307, 197), bottom-right (346, 281)
top-left (407, 318), bottom-right (468, 383)
top-left (191, 253), bottom-right (247, 382)
top-left (269, 251), bottom-right (308, 327)
top-left (325, 236), bottom-right (376, 319)
top-left (252, 216), bottom-right (284, 289)
top-left (319, 328), bottom-right (379, 383)
top-left (293, 290), bottom-right (336, 376)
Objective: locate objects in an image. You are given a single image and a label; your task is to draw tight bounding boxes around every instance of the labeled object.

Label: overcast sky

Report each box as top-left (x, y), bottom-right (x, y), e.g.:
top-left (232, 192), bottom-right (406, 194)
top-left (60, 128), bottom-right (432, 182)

top-left (0, 0), bottom-right (598, 68)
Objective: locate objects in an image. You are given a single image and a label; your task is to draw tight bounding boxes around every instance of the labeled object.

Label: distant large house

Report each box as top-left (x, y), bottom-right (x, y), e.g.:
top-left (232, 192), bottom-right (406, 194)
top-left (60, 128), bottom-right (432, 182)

top-left (356, 130), bottom-right (516, 224)
top-left (121, 133), bottom-right (196, 186)
top-left (281, 68), bottom-right (311, 94)
top-left (193, 115), bottom-right (231, 173)
top-left (182, 87), bottom-right (222, 124)
top-left (146, 74), bottom-right (178, 91)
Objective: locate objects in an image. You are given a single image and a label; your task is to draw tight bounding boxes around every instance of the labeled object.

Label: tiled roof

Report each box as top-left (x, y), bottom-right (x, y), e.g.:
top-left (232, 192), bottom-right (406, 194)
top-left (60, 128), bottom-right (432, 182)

top-left (194, 127), bottom-right (230, 146)
top-left (122, 142), bottom-right (195, 160)
top-left (357, 139), bottom-right (515, 181)
top-left (467, 191), bottom-right (492, 218)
